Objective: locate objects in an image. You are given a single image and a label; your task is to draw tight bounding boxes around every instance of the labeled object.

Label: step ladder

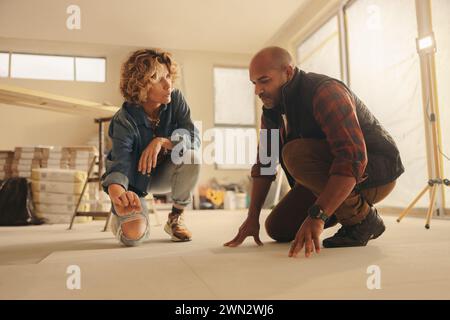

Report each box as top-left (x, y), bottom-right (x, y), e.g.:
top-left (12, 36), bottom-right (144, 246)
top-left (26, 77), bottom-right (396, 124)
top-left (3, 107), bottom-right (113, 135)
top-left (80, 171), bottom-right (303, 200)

top-left (68, 155), bottom-right (111, 231)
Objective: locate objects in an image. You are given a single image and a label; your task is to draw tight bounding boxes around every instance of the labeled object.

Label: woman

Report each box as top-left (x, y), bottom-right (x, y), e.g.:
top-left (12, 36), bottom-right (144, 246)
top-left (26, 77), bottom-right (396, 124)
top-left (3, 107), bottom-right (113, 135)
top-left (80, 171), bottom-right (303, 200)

top-left (102, 48), bottom-right (201, 247)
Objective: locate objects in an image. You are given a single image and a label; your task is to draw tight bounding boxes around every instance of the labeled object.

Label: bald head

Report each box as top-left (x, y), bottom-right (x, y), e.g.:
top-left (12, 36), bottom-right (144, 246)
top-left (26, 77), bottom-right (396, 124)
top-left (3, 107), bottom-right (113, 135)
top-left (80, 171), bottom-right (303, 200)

top-left (249, 47), bottom-right (295, 109)
top-left (250, 46), bottom-right (294, 71)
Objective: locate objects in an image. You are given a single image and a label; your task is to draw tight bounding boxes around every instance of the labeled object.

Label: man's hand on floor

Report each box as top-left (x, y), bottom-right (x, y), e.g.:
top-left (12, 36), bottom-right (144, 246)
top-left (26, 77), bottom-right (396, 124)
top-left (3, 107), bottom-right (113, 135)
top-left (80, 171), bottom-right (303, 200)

top-left (224, 216), bottom-right (263, 247)
top-left (289, 216), bottom-right (324, 258)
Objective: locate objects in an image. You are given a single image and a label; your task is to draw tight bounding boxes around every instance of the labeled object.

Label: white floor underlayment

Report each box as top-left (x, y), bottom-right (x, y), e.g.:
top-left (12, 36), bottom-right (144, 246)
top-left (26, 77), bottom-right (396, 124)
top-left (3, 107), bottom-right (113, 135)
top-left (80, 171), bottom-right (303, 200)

top-left (0, 209), bottom-right (449, 299)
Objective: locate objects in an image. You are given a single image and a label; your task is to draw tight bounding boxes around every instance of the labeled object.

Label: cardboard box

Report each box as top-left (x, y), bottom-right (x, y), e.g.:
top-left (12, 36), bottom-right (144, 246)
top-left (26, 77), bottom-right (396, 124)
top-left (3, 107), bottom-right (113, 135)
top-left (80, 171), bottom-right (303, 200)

top-left (69, 158), bottom-right (95, 166)
top-left (31, 168), bottom-right (87, 183)
top-left (37, 213), bottom-right (92, 224)
top-left (40, 159), bottom-right (69, 169)
top-left (69, 151), bottom-right (96, 160)
top-left (32, 191), bottom-right (88, 204)
top-left (11, 163), bottom-right (41, 171)
top-left (0, 172), bottom-right (12, 180)
top-left (14, 151), bottom-right (43, 160)
top-left (66, 146), bottom-right (98, 153)
top-left (0, 163), bottom-right (12, 171)
top-left (14, 146), bottom-right (53, 160)
top-left (0, 151), bottom-right (14, 160)
top-left (35, 203), bottom-right (90, 214)
top-left (31, 180), bottom-right (85, 194)
top-left (46, 151), bottom-right (70, 160)
top-left (11, 171), bottom-right (31, 178)
top-left (0, 158), bottom-right (13, 166)
top-left (11, 158), bottom-right (41, 166)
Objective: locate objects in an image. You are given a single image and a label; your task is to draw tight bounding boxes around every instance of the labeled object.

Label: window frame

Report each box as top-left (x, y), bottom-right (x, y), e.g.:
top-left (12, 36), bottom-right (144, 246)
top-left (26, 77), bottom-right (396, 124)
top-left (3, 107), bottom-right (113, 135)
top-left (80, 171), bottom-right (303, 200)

top-left (0, 52), bottom-right (10, 78)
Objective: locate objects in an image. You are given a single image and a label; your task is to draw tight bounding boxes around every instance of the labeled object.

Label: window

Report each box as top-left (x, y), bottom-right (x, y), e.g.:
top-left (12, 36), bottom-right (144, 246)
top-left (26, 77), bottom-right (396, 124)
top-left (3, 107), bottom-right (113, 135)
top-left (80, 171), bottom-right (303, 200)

top-left (213, 67), bottom-right (257, 169)
top-left (11, 53), bottom-right (74, 81)
top-left (75, 57), bottom-right (106, 82)
top-left (214, 67), bottom-right (255, 125)
top-left (346, 0), bottom-right (425, 208)
top-left (2, 52), bottom-right (106, 82)
top-left (297, 16), bottom-right (341, 80)
top-left (0, 52), bottom-right (9, 78)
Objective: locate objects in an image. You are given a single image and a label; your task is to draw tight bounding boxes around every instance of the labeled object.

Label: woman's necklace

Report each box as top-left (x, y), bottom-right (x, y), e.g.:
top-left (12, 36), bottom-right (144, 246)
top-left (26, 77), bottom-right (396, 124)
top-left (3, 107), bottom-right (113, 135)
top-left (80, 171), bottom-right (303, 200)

top-left (147, 109), bottom-right (161, 130)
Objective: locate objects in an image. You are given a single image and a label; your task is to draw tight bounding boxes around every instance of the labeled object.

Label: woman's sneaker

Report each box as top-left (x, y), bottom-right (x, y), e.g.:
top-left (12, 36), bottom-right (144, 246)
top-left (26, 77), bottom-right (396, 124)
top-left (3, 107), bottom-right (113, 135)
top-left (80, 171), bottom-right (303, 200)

top-left (164, 212), bottom-right (192, 242)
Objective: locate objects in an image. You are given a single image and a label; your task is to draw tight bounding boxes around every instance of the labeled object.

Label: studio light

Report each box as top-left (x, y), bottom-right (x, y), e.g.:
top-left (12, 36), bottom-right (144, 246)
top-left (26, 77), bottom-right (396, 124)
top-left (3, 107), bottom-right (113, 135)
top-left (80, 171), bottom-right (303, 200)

top-left (416, 33), bottom-right (436, 53)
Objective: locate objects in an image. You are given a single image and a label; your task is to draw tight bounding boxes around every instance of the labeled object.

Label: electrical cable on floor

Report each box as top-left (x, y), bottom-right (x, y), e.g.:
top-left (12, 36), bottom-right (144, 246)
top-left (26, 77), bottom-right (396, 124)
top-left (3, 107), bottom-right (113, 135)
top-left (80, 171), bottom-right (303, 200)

top-left (424, 86), bottom-right (449, 162)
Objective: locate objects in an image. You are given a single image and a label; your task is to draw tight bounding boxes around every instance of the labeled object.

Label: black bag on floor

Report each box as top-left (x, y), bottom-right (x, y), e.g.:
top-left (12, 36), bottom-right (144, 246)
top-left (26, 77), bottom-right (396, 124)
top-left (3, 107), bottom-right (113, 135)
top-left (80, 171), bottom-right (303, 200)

top-left (0, 177), bottom-right (44, 226)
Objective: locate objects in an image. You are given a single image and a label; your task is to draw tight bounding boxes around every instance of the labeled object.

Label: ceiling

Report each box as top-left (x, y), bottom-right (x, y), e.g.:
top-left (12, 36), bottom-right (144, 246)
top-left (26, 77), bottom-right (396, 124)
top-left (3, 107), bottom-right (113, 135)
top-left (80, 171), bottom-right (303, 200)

top-left (0, 0), bottom-right (310, 54)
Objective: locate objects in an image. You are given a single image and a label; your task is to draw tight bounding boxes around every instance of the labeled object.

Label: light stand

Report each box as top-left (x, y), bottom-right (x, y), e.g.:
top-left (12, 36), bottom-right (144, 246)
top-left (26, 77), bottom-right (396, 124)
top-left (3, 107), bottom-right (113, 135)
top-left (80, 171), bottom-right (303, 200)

top-left (397, 0), bottom-right (447, 228)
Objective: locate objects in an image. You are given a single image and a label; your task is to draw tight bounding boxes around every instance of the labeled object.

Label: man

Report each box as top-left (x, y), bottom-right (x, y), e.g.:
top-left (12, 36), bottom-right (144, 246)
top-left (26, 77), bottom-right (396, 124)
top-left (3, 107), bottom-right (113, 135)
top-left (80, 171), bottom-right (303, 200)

top-left (224, 46), bottom-right (404, 258)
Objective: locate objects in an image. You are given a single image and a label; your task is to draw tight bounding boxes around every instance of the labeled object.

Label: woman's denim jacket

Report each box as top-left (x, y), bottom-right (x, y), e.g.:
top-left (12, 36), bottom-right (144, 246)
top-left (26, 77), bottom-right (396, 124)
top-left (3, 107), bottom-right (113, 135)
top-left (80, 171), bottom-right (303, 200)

top-left (101, 89), bottom-right (200, 197)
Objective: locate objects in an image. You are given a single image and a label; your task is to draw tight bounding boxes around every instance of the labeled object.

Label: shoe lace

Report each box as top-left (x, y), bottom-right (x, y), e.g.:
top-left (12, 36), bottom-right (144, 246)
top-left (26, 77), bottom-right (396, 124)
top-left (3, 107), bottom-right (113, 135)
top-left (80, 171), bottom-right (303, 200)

top-left (169, 213), bottom-right (184, 227)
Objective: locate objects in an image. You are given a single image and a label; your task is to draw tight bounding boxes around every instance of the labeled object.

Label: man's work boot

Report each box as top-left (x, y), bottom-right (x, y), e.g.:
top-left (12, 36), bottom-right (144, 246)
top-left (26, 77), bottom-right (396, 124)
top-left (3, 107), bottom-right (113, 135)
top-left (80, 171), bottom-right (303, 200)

top-left (323, 207), bottom-right (386, 248)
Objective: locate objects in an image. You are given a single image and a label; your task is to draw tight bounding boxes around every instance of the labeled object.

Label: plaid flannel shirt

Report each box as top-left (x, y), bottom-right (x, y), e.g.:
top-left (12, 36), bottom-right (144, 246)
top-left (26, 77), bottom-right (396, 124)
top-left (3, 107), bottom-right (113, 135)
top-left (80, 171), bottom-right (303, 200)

top-left (251, 80), bottom-right (368, 184)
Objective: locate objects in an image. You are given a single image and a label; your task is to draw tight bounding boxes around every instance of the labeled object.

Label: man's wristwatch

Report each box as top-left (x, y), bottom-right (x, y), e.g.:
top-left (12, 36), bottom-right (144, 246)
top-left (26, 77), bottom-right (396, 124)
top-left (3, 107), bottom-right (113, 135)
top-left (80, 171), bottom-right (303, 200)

top-left (307, 204), bottom-right (328, 223)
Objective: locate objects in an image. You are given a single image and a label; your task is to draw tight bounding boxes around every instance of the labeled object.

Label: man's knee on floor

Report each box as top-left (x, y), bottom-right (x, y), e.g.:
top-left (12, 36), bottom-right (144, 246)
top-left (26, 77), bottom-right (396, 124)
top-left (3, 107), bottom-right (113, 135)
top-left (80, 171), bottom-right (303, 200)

top-left (120, 216), bottom-right (147, 246)
top-left (265, 217), bottom-right (295, 243)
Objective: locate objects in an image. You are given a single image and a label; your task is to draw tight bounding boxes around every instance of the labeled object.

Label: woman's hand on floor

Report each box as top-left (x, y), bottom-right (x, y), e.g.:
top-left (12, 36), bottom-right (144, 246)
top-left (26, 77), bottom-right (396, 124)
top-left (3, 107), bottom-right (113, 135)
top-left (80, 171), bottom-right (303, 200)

top-left (108, 184), bottom-right (142, 216)
top-left (224, 216), bottom-right (263, 247)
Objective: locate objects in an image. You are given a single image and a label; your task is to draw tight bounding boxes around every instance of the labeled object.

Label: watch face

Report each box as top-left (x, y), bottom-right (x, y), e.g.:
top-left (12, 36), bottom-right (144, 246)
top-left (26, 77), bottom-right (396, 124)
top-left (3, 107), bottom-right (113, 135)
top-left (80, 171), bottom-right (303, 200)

top-left (313, 206), bottom-right (322, 217)
top-left (308, 205), bottom-right (325, 221)
top-left (309, 204), bottom-right (321, 217)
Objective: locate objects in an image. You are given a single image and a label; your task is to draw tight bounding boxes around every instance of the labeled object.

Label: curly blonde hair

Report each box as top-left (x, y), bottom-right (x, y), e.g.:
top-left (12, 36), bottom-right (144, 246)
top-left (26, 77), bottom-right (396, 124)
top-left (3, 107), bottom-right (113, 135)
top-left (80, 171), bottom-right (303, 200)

top-left (120, 48), bottom-right (178, 104)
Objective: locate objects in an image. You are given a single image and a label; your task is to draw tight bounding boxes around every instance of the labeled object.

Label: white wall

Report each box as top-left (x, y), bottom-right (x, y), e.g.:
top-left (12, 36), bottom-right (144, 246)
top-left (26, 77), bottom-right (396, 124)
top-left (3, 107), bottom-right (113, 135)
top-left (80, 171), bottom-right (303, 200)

top-left (266, 0), bottom-right (340, 55)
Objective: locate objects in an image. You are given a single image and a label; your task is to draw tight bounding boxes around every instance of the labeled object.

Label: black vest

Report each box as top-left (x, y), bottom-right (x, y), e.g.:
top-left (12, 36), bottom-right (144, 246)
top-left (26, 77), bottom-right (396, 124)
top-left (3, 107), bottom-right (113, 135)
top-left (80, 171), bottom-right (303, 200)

top-left (263, 69), bottom-right (405, 190)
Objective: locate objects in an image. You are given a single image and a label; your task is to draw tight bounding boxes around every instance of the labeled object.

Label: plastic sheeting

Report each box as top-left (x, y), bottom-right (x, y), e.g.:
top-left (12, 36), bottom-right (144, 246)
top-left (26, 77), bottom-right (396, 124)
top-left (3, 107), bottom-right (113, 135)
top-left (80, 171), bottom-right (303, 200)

top-left (432, 0), bottom-right (450, 210)
top-left (297, 16), bottom-right (341, 80)
top-left (346, 0), bottom-right (427, 208)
